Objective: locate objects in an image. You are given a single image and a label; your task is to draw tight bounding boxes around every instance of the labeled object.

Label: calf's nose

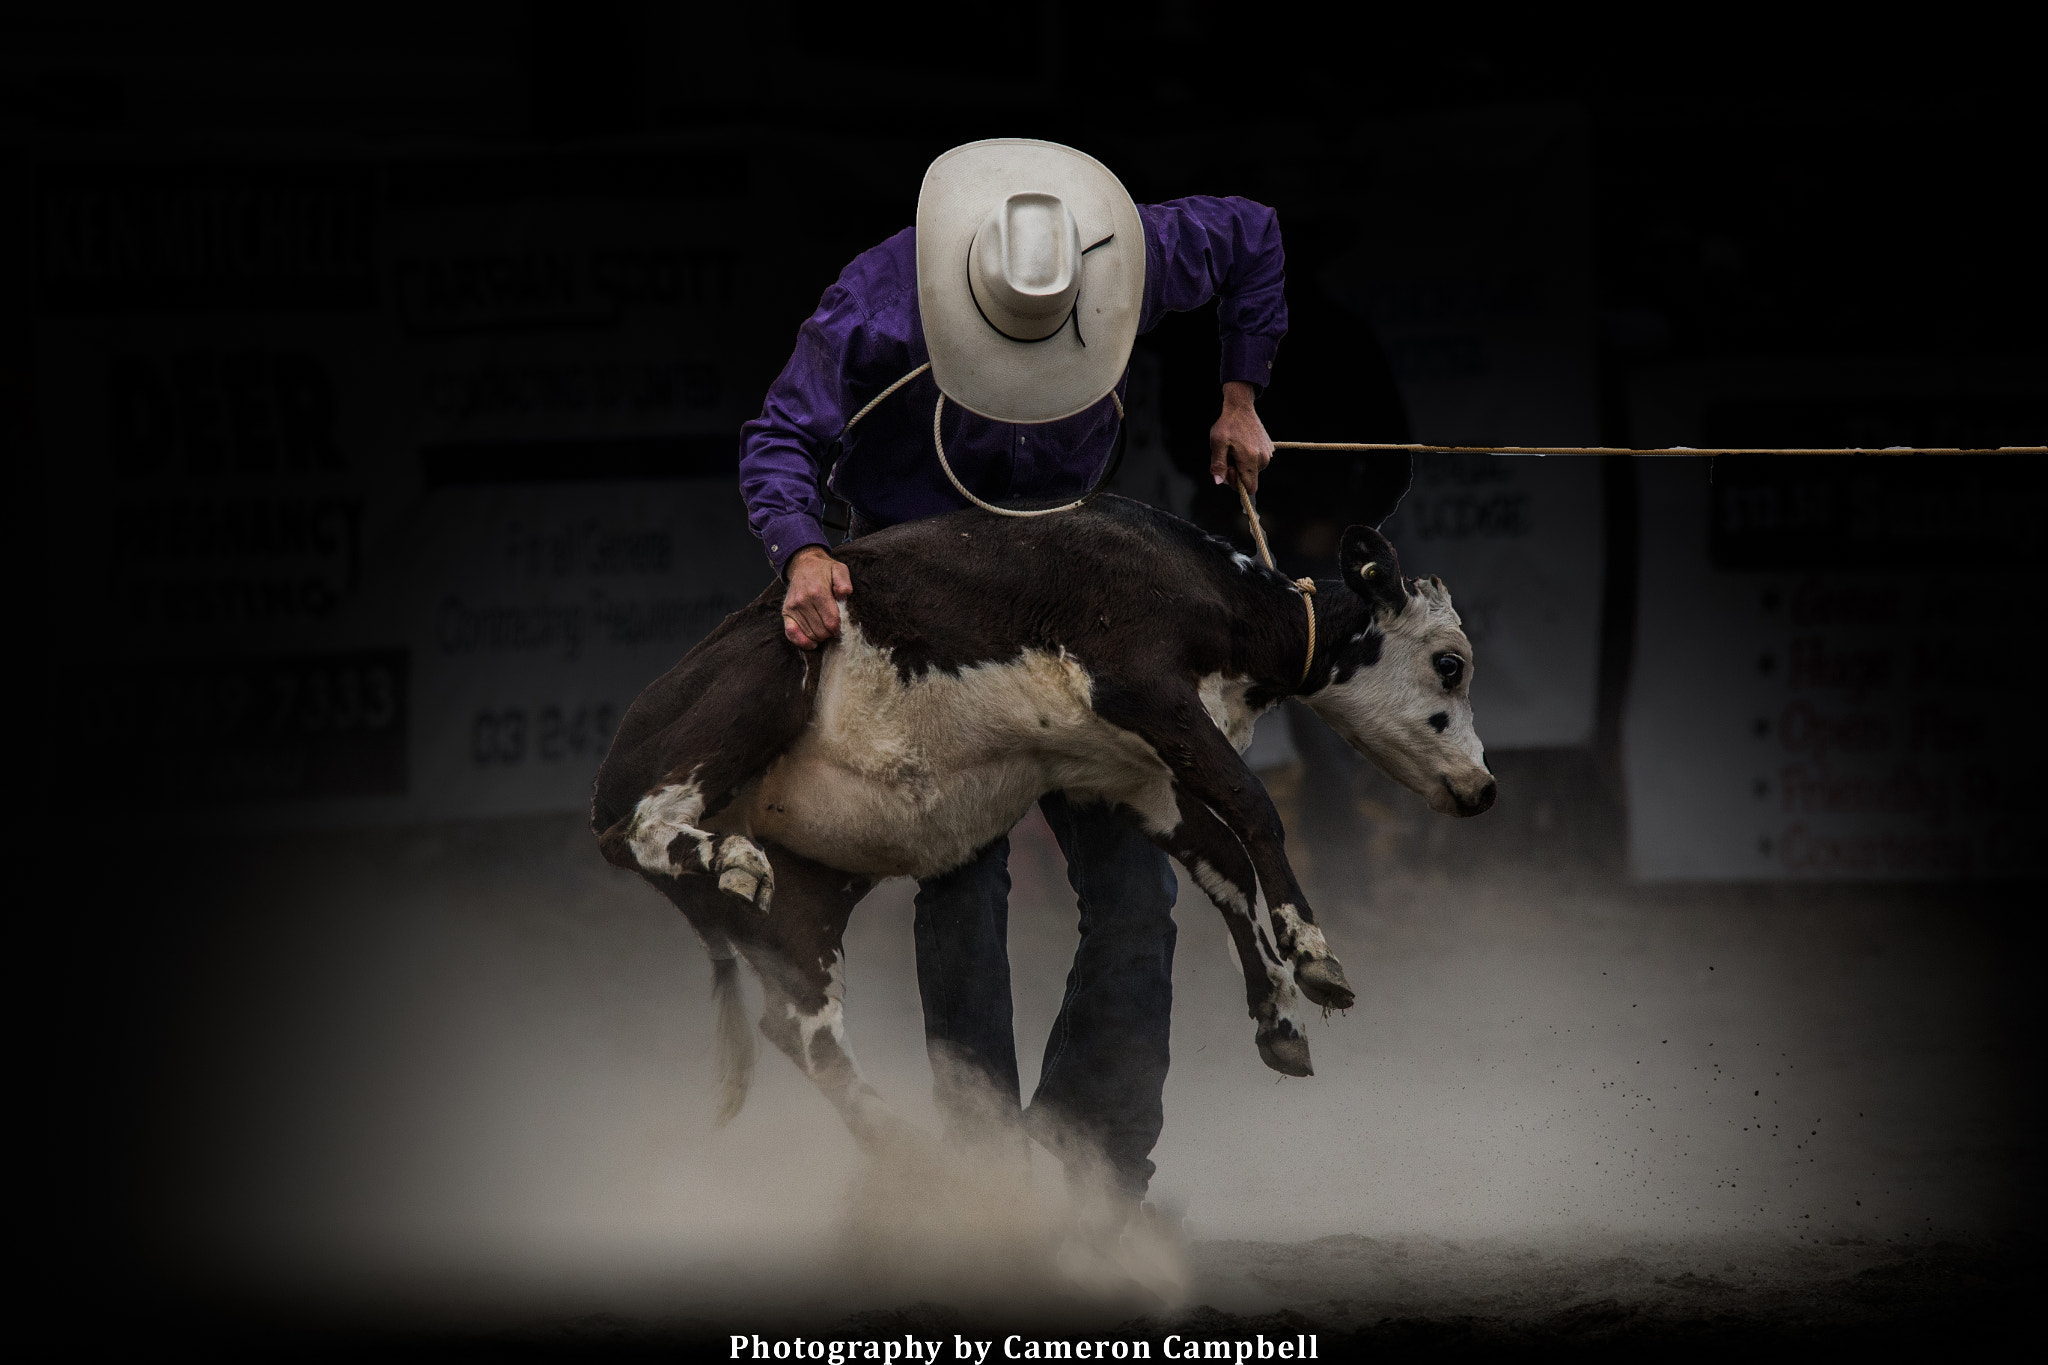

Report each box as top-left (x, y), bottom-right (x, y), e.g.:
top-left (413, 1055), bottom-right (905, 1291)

top-left (1448, 777), bottom-right (1497, 817)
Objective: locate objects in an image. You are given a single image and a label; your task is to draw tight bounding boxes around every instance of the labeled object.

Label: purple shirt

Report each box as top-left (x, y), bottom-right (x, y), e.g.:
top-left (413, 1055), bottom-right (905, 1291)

top-left (739, 196), bottom-right (1288, 573)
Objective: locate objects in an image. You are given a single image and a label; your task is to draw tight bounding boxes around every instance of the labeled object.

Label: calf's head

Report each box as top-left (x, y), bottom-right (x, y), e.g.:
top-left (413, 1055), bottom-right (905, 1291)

top-left (1304, 525), bottom-right (1496, 817)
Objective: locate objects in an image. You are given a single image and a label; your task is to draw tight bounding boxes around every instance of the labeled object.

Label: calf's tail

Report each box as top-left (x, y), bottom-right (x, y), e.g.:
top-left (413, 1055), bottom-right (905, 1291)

top-left (711, 955), bottom-right (756, 1126)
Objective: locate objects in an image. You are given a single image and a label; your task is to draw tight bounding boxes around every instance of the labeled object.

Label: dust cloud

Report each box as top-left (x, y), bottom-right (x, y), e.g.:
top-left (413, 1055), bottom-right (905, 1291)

top-left (127, 799), bottom-right (2030, 1344)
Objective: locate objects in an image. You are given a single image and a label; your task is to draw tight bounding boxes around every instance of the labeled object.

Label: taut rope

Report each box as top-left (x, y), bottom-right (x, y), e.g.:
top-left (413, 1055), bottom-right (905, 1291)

top-left (1235, 439), bottom-right (2046, 681)
top-left (1271, 442), bottom-right (2047, 456)
top-left (1233, 473), bottom-right (1318, 687)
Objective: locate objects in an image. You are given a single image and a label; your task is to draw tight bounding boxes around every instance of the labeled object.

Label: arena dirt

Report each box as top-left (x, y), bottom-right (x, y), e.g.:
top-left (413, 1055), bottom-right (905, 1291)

top-left (125, 806), bottom-right (2033, 1351)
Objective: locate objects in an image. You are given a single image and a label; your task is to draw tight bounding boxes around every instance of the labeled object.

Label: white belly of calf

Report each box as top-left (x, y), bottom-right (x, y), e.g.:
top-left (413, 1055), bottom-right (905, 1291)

top-left (745, 624), bottom-right (1178, 879)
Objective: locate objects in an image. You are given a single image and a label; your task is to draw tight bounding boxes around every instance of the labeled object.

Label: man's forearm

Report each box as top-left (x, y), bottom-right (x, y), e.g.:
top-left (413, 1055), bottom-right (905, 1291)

top-left (740, 289), bottom-right (867, 575)
top-left (739, 429), bottom-right (832, 577)
top-left (1140, 198), bottom-right (1286, 389)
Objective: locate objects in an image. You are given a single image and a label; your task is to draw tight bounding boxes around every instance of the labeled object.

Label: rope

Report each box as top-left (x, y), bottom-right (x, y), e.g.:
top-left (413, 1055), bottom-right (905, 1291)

top-left (1229, 436), bottom-right (2045, 682)
top-left (837, 363), bottom-right (1129, 519)
top-left (1236, 472), bottom-right (1278, 567)
top-left (932, 388), bottom-right (1126, 518)
top-left (1294, 579), bottom-right (1317, 685)
top-left (1233, 472), bottom-right (1318, 685)
top-left (1272, 442), bottom-right (2048, 456)
top-left (840, 361), bottom-right (933, 437)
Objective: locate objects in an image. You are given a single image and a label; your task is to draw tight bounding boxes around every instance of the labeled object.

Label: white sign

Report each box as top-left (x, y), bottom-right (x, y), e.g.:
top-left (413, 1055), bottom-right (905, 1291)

top-left (395, 480), bottom-right (768, 822)
top-left (1625, 358), bottom-right (2046, 879)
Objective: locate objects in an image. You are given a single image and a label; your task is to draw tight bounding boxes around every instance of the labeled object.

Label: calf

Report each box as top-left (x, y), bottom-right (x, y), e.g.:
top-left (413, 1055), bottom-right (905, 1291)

top-left (592, 495), bottom-right (1492, 1144)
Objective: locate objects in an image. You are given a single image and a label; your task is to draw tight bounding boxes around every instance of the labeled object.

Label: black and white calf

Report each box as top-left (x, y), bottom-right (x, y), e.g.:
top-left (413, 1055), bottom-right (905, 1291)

top-left (592, 495), bottom-right (1493, 1143)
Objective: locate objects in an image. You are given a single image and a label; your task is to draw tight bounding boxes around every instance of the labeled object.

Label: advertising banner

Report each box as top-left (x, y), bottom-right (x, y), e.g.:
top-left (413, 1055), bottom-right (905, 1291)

top-left (38, 143), bottom-right (801, 825)
top-left (1624, 360), bottom-right (2047, 879)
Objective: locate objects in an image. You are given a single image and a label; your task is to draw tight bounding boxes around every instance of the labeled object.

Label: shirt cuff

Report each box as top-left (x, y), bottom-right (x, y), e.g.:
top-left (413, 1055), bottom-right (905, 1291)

top-left (762, 513), bottom-right (829, 577)
top-left (1220, 333), bottom-right (1280, 391)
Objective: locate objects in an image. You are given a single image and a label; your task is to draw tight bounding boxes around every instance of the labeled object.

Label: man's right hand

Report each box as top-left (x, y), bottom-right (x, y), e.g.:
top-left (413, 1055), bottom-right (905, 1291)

top-left (782, 545), bottom-right (852, 649)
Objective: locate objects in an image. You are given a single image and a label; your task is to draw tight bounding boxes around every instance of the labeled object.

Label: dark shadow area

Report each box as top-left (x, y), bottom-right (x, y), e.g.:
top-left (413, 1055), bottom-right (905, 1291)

top-left (14, 5), bottom-right (2041, 1357)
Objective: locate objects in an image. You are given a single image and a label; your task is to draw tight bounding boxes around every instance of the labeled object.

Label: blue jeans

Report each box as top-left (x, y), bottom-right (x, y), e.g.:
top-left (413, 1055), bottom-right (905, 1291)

top-left (912, 791), bottom-right (1179, 1198)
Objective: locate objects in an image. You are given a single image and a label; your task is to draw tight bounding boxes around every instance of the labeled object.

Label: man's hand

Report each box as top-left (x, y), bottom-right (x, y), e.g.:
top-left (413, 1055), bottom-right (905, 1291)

top-left (782, 545), bottom-right (852, 649)
top-left (1209, 380), bottom-right (1276, 495)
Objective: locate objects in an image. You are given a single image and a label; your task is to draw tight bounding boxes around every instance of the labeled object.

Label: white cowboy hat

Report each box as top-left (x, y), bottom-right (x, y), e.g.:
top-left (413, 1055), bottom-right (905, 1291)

top-left (916, 138), bottom-right (1145, 424)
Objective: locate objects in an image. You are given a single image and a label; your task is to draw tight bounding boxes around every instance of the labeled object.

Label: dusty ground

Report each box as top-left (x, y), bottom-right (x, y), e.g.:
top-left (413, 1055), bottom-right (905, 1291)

top-left (86, 795), bottom-right (2036, 1355)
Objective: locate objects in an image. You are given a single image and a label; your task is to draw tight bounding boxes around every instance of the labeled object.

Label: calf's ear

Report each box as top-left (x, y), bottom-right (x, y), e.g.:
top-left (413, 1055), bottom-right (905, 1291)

top-left (1340, 524), bottom-right (1408, 614)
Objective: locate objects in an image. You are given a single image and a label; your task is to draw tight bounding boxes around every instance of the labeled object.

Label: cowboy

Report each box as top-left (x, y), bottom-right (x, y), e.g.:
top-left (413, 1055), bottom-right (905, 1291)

top-left (737, 138), bottom-right (1287, 1213)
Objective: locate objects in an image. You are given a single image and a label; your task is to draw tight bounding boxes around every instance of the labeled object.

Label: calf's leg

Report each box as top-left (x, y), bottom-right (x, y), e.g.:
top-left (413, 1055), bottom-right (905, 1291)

top-left (1145, 785), bottom-right (1313, 1076)
top-left (726, 842), bottom-right (916, 1150)
top-left (657, 874), bottom-right (757, 1124)
top-left (1098, 686), bottom-right (1356, 1013)
top-left (595, 605), bottom-right (814, 912)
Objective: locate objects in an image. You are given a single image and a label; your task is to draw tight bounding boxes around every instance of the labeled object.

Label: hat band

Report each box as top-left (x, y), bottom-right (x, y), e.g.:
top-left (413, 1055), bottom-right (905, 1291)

top-left (964, 232), bottom-right (1116, 349)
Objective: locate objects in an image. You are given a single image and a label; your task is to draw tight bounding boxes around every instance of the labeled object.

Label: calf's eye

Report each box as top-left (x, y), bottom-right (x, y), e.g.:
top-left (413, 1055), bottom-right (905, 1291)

top-left (1434, 654), bottom-right (1464, 687)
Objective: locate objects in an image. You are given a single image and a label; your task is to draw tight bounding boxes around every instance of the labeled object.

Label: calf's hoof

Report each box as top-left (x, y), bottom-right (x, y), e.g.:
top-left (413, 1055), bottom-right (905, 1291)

top-left (1296, 957), bottom-right (1355, 1011)
top-left (1256, 1028), bottom-right (1313, 1077)
top-left (711, 836), bottom-right (775, 913)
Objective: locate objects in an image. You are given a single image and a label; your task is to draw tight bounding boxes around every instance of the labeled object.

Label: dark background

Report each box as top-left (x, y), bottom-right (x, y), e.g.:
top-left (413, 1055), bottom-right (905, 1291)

top-left (11, 3), bottom-right (2043, 1356)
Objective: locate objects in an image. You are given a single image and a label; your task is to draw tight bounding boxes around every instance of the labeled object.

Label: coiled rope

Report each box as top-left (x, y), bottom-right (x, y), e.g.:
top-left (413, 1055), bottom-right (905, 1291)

top-left (837, 361), bottom-right (1127, 519)
top-left (931, 389), bottom-right (1125, 518)
top-left (842, 361), bottom-right (933, 433)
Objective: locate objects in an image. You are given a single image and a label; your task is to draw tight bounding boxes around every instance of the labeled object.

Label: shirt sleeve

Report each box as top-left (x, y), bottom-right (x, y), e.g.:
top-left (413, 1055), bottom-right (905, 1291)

top-left (1138, 197), bottom-right (1289, 390)
top-left (737, 280), bottom-right (867, 577)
